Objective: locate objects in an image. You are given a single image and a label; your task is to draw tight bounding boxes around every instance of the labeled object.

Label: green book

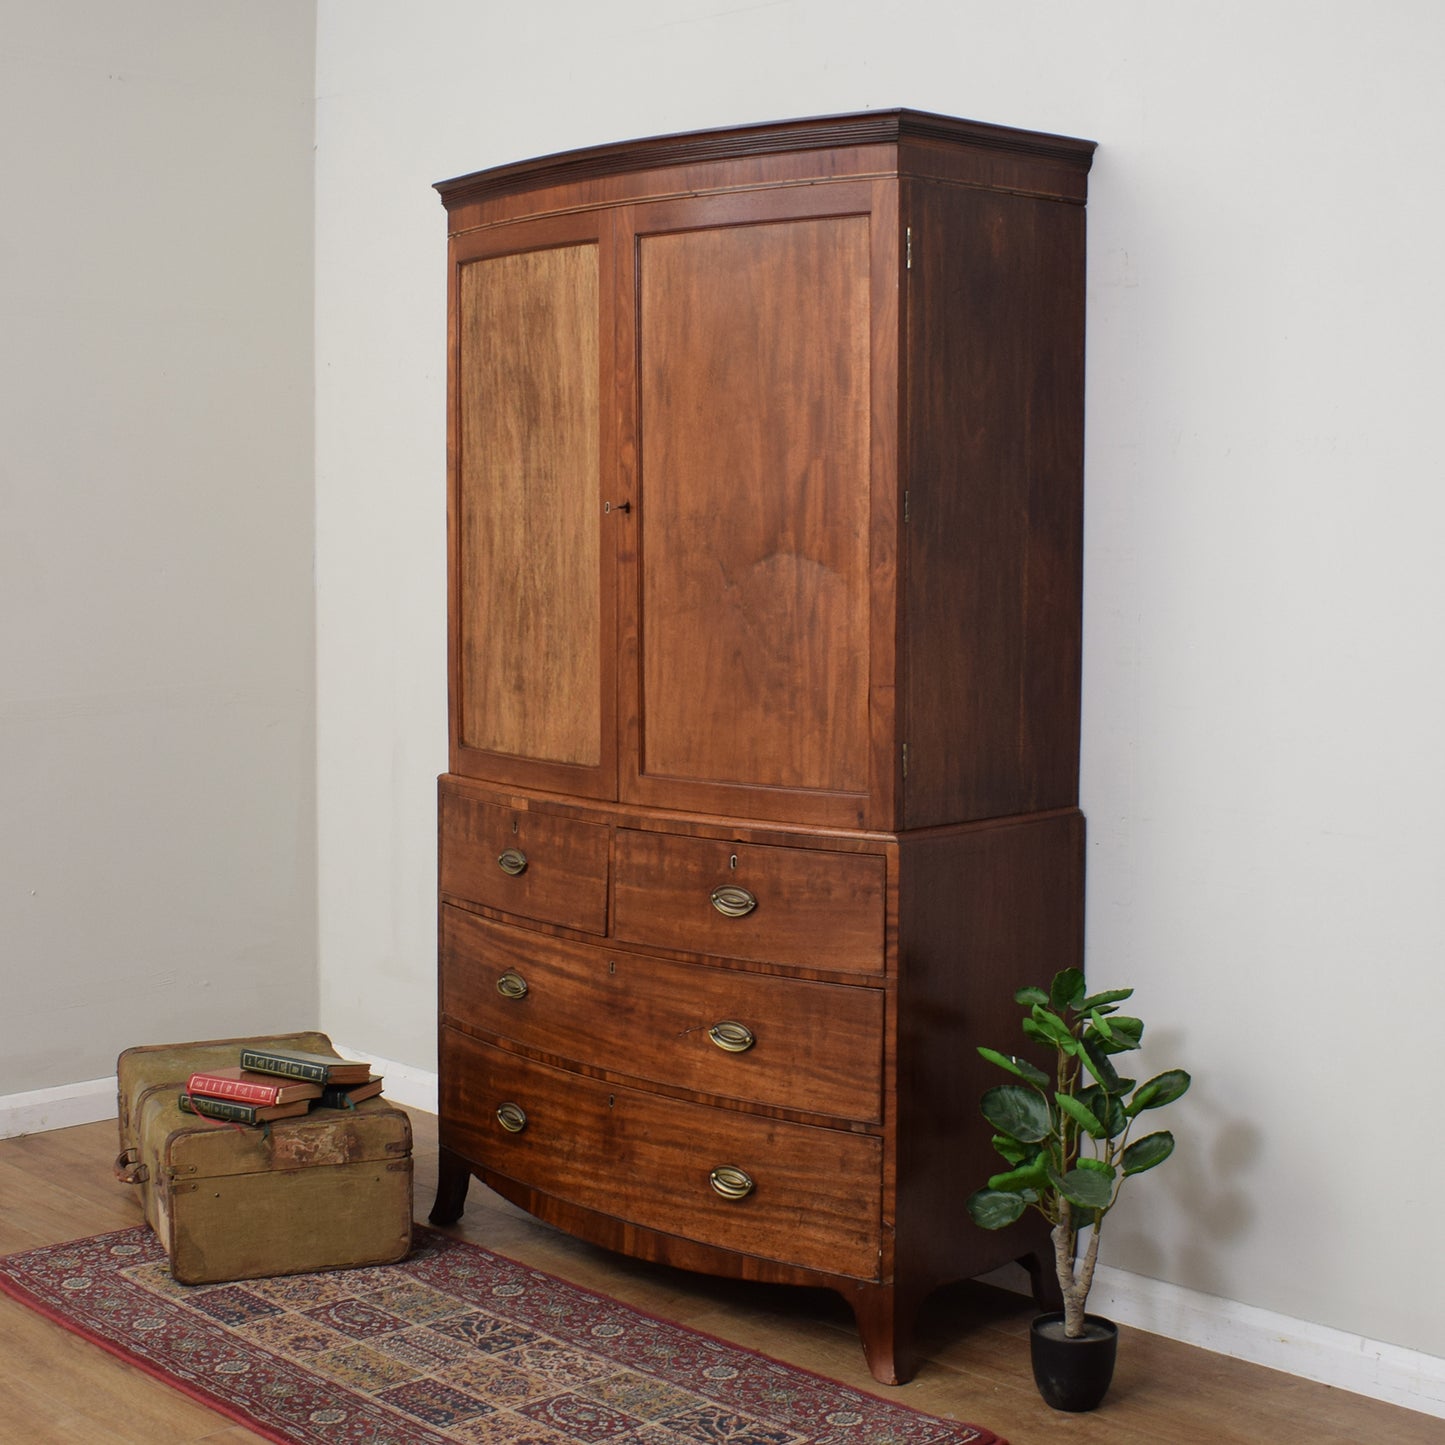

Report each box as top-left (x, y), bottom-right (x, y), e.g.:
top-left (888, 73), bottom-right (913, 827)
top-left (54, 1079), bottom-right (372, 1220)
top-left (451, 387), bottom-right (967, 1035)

top-left (179, 1092), bottom-right (311, 1125)
top-left (237, 1046), bottom-right (372, 1086)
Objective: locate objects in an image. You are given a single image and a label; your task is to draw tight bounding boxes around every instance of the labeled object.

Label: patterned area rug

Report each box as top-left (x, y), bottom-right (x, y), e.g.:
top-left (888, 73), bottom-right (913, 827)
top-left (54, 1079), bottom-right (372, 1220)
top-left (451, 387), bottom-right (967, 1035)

top-left (0, 1226), bottom-right (1005, 1445)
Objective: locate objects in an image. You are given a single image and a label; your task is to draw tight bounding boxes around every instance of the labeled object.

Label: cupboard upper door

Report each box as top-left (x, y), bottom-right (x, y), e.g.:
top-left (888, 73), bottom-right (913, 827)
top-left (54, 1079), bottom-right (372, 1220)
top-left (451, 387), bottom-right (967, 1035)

top-left (617, 183), bottom-right (898, 830)
top-left (449, 216), bottom-right (618, 798)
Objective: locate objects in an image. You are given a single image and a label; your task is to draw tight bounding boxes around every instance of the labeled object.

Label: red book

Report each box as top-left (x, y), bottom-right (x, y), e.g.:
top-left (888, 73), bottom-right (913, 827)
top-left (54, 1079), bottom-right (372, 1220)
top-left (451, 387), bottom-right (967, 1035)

top-left (184, 1067), bottom-right (323, 1106)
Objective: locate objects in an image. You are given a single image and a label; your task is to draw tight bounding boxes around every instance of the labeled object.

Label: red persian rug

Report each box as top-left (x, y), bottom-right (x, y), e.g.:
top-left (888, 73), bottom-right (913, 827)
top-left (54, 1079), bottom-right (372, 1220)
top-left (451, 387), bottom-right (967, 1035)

top-left (0, 1225), bottom-right (1006, 1445)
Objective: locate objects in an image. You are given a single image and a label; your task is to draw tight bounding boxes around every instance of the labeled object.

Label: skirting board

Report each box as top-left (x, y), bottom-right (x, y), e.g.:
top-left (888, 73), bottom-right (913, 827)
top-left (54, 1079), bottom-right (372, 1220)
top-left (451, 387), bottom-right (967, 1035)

top-left (0, 1076), bottom-right (117, 1140)
top-left (0, 1046), bottom-right (438, 1143)
top-left (979, 1259), bottom-right (1445, 1421)
top-left (4, 1068), bottom-right (1439, 1420)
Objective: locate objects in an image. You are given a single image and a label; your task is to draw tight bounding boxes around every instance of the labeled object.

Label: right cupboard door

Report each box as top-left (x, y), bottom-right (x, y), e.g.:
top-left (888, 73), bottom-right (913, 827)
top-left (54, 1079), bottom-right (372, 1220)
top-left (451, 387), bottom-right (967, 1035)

top-left (617, 182), bottom-right (899, 830)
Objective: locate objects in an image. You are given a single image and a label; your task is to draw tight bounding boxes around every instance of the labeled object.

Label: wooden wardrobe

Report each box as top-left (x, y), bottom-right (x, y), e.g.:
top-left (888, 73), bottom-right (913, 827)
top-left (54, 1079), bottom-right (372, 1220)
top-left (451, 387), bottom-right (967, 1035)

top-left (429, 109), bottom-right (1095, 1385)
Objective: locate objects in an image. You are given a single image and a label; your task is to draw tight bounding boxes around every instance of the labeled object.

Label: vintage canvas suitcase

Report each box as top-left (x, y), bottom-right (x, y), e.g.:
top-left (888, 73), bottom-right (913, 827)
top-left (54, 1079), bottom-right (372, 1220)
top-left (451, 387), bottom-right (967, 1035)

top-left (115, 1031), bottom-right (413, 1284)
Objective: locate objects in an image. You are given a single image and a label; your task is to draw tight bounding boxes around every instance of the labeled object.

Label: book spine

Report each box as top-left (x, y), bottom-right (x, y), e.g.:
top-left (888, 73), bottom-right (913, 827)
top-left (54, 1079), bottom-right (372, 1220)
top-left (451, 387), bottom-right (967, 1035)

top-left (239, 1049), bottom-right (328, 1084)
top-left (180, 1093), bottom-right (261, 1125)
top-left (186, 1073), bottom-right (279, 1105)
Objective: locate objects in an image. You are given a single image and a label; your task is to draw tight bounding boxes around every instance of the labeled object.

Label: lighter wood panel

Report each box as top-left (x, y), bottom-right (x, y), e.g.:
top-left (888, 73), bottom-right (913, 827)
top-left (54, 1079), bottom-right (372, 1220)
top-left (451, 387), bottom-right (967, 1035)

top-left (457, 243), bottom-right (601, 766)
top-left (637, 215), bottom-right (871, 793)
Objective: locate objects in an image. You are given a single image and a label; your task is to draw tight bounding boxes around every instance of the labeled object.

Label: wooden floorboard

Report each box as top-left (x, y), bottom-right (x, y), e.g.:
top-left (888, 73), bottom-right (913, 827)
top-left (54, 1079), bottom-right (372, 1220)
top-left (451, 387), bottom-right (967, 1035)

top-left (0, 1114), bottom-right (1436, 1444)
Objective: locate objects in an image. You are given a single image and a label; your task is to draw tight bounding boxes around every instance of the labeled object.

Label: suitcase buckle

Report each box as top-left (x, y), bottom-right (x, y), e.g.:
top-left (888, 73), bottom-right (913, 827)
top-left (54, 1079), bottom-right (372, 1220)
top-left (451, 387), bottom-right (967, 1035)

top-left (114, 1147), bottom-right (150, 1184)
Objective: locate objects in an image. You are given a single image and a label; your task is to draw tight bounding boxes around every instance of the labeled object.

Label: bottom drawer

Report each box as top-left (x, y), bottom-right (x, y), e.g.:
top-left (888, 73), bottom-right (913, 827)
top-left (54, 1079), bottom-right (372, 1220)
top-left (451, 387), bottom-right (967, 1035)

top-left (441, 1029), bottom-right (882, 1280)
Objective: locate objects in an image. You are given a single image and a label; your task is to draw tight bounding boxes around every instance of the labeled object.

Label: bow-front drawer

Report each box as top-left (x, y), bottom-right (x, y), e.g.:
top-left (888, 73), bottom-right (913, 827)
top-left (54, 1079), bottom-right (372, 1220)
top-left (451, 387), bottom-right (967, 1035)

top-left (440, 1030), bottom-right (883, 1280)
top-left (439, 781), bottom-right (609, 935)
top-left (441, 907), bottom-right (884, 1121)
top-left (612, 829), bottom-right (886, 975)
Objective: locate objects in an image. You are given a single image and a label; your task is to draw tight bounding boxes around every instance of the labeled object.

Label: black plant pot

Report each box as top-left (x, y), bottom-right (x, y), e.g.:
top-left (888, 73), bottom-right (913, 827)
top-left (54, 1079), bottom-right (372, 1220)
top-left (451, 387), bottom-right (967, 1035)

top-left (1029, 1312), bottom-right (1118, 1412)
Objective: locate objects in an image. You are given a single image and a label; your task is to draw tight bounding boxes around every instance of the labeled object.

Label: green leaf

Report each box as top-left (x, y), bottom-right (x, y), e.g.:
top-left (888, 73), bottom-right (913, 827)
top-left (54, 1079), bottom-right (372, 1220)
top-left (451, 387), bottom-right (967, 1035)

top-left (1076, 1157), bottom-right (1115, 1178)
top-left (967, 1188), bottom-right (1027, 1230)
top-left (1050, 968), bottom-right (1086, 1012)
top-left (1079, 987), bottom-right (1134, 1011)
top-left (991, 1134), bottom-right (1029, 1165)
top-left (1079, 1033), bottom-right (1123, 1093)
top-left (1122, 1131), bottom-right (1176, 1175)
top-left (1128, 1069), bottom-right (1193, 1115)
top-left (977, 1047), bottom-right (1050, 1088)
top-left (981, 1085), bottom-right (1052, 1143)
top-left (1028, 1006), bottom-right (1075, 1048)
top-left (1093, 1016), bottom-right (1143, 1054)
top-left (988, 1151), bottom-right (1051, 1193)
top-left (1050, 1165), bottom-right (1114, 1211)
top-left (1080, 1086), bottom-right (1129, 1139)
top-left (1014, 986), bottom-right (1049, 1008)
top-left (1020, 1018), bottom-right (1052, 1048)
top-left (1055, 1091), bottom-right (1106, 1139)
top-left (1090, 1009), bottom-right (1114, 1041)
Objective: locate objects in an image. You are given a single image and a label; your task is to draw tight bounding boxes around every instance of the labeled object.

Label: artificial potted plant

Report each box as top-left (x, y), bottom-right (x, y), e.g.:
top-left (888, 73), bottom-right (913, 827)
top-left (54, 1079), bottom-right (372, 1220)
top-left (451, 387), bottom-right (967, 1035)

top-left (966, 967), bottom-right (1191, 1411)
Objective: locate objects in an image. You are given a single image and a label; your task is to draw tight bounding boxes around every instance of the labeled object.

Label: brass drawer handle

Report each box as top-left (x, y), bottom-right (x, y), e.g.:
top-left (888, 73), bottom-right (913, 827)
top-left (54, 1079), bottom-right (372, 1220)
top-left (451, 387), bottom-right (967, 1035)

top-left (710, 884), bottom-right (757, 918)
top-left (496, 969), bottom-right (528, 1000)
top-left (496, 1102), bottom-right (528, 1133)
top-left (709, 1165), bottom-right (755, 1201)
top-left (708, 1020), bottom-right (756, 1053)
top-left (497, 847), bottom-right (528, 876)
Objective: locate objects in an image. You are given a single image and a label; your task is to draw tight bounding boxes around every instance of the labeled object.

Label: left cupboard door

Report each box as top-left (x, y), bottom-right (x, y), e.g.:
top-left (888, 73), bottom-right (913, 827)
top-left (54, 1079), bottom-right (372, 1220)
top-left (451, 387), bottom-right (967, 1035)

top-left (448, 215), bottom-right (619, 799)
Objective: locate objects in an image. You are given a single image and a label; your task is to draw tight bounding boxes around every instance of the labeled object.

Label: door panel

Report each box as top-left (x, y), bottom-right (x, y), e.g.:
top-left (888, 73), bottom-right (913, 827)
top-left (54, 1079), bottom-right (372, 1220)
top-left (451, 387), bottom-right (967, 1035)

top-left (450, 217), bottom-right (617, 796)
top-left (622, 195), bottom-right (876, 820)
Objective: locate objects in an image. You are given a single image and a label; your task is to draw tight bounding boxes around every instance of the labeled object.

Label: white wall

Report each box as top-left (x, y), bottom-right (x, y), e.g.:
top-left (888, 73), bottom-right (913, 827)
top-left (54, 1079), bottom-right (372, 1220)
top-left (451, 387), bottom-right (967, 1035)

top-left (0, 2), bottom-right (318, 1092)
top-left (314, 0), bottom-right (1445, 1375)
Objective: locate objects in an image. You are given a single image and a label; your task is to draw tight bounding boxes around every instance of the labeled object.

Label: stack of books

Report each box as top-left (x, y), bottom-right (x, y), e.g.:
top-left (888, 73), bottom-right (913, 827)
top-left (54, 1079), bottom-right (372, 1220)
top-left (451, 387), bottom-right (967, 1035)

top-left (179, 1044), bottom-right (384, 1126)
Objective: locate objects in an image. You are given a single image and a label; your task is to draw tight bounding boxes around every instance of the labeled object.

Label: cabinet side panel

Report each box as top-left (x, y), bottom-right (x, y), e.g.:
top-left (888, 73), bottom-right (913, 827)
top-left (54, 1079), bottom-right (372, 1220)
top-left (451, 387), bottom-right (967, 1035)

top-left (904, 185), bottom-right (1085, 826)
top-left (637, 214), bottom-right (872, 794)
top-left (894, 811), bottom-right (1085, 1290)
top-left (457, 245), bottom-right (601, 767)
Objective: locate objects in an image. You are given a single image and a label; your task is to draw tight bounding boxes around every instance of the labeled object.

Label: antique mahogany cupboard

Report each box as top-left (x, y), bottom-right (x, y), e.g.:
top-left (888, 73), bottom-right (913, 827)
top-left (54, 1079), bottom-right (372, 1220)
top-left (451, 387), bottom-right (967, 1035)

top-left (430, 110), bottom-right (1095, 1385)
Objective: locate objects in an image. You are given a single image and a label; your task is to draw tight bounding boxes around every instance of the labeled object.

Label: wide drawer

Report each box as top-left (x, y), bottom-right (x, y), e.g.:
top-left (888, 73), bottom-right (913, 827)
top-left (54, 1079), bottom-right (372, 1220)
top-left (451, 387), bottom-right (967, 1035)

top-left (439, 782), bottom-right (609, 935)
top-left (441, 907), bottom-right (883, 1121)
top-left (613, 829), bottom-right (886, 974)
top-left (441, 1030), bottom-right (882, 1280)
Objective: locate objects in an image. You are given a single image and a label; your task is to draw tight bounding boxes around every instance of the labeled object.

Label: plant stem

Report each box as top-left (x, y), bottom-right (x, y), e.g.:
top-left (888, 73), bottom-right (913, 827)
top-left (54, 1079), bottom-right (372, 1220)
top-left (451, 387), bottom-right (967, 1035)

top-left (1052, 1202), bottom-right (1082, 1335)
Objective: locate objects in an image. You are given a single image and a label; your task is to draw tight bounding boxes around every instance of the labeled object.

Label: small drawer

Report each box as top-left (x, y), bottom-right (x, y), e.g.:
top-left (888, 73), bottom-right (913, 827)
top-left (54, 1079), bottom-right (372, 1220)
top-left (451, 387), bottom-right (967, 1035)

top-left (441, 907), bottom-right (884, 1122)
top-left (613, 829), bottom-right (886, 974)
top-left (439, 782), bottom-right (609, 935)
top-left (440, 1030), bottom-right (882, 1280)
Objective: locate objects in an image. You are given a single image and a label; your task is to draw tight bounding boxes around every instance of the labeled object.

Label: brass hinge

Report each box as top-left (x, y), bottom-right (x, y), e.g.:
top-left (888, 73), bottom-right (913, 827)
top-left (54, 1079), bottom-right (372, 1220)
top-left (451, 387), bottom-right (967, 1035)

top-left (902, 742), bottom-right (909, 779)
top-left (905, 226), bottom-right (913, 270)
top-left (904, 490), bottom-right (910, 524)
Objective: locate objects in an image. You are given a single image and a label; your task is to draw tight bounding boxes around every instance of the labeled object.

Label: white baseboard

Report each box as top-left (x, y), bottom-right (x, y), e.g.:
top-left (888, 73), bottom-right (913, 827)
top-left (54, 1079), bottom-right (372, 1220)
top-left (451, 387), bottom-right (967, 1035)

top-left (980, 1260), bottom-right (1445, 1420)
top-left (6, 1068), bottom-right (1440, 1421)
top-left (0, 1076), bottom-right (117, 1139)
top-left (329, 1043), bottom-right (437, 1115)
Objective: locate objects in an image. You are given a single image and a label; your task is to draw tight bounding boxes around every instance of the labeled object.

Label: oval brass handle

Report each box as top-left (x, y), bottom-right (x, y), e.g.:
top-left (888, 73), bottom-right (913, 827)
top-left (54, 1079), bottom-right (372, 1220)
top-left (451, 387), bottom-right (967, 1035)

top-left (709, 1165), bottom-right (755, 1201)
top-left (496, 1102), bottom-right (527, 1133)
top-left (497, 848), bottom-right (528, 877)
top-left (708, 1021), bottom-right (756, 1053)
top-left (710, 884), bottom-right (757, 918)
top-left (496, 970), bottom-right (528, 1000)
